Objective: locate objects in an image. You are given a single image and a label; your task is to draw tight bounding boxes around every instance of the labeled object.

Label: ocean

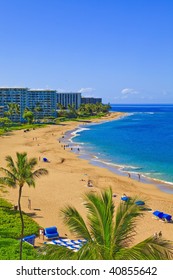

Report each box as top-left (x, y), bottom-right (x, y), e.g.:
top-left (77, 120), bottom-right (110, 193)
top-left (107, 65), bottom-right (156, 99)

top-left (68, 104), bottom-right (173, 194)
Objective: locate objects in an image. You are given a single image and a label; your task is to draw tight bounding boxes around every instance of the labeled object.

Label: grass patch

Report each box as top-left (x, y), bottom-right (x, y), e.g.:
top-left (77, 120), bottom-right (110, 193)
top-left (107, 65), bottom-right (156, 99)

top-left (0, 123), bottom-right (47, 136)
top-left (0, 238), bottom-right (38, 260)
top-left (0, 198), bottom-right (40, 259)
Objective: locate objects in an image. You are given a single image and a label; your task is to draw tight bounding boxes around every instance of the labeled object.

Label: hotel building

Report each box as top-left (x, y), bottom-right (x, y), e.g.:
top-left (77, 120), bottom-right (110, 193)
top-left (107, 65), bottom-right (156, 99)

top-left (0, 87), bottom-right (27, 122)
top-left (81, 97), bottom-right (102, 104)
top-left (57, 92), bottom-right (81, 109)
top-left (0, 87), bottom-right (102, 122)
top-left (27, 89), bottom-right (57, 119)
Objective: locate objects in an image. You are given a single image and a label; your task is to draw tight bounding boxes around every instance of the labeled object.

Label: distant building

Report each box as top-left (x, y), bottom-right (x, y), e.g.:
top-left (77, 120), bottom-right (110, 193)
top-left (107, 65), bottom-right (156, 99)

top-left (57, 92), bottom-right (81, 109)
top-left (81, 97), bottom-right (102, 104)
top-left (27, 89), bottom-right (57, 119)
top-left (0, 87), bottom-right (103, 122)
top-left (0, 87), bottom-right (57, 121)
top-left (0, 106), bottom-right (4, 117)
top-left (0, 87), bottom-right (27, 122)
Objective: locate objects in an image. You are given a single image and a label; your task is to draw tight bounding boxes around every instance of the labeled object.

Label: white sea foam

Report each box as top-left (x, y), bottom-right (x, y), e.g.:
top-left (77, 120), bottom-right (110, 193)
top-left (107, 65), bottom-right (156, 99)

top-left (71, 127), bottom-right (90, 136)
top-left (92, 158), bottom-right (139, 171)
top-left (144, 175), bottom-right (173, 186)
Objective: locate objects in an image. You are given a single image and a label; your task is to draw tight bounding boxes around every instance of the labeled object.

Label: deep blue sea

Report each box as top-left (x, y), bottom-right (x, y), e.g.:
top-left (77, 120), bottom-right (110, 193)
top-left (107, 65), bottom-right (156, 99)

top-left (70, 104), bottom-right (173, 189)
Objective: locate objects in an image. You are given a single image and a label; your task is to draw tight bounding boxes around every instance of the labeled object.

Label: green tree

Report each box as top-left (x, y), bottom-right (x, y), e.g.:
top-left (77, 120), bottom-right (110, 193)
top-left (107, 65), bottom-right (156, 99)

top-left (23, 109), bottom-right (34, 124)
top-left (57, 103), bottom-right (68, 117)
top-left (42, 188), bottom-right (173, 260)
top-left (34, 103), bottom-right (43, 118)
top-left (0, 117), bottom-right (12, 129)
top-left (0, 152), bottom-right (48, 260)
top-left (5, 103), bottom-right (20, 121)
top-left (67, 104), bottom-right (78, 118)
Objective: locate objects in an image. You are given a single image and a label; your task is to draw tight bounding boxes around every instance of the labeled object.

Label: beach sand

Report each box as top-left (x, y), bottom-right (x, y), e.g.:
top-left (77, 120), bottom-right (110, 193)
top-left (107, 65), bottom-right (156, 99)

top-left (1, 112), bottom-right (173, 247)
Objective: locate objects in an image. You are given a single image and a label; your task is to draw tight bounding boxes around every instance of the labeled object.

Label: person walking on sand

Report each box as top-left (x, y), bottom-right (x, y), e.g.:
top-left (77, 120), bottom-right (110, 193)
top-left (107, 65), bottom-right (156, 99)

top-left (128, 172), bottom-right (131, 178)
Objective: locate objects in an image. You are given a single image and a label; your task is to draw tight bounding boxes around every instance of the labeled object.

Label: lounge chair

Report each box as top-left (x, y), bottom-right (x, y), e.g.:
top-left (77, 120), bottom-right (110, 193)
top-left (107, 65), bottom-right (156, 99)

top-left (162, 213), bottom-right (172, 222)
top-left (22, 234), bottom-right (36, 246)
top-left (44, 226), bottom-right (59, 239)
top-left (153, 210), bottom-right (164, 219)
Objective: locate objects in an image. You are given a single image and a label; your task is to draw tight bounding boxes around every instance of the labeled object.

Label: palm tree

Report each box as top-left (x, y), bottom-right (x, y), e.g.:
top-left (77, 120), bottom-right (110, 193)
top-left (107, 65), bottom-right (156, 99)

top-left (42, 188), bottom-right (173, 260)
top-left (5, 103), bottom-right (20, 122)
top-left (23, 108), bottom-right (34, 124)
top-left (34, 103), bottom-right (43, 122)
top-left (67, 104), bottom-right (78, 118)
top-left (0, 152), bottom-right (48, 260)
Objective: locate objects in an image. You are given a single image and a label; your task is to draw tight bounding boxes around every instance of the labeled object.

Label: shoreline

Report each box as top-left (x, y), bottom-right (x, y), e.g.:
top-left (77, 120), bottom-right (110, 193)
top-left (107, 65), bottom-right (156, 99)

top-left (0, 112), bottom-right (173, 247)
top-left (64, 117), bottom-right (173, 195)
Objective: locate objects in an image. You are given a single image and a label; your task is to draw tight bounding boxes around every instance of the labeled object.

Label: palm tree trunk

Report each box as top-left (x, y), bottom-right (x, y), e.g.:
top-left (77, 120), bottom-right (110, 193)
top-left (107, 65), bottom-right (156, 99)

top-left (18, 185), bottom-right (24, 260)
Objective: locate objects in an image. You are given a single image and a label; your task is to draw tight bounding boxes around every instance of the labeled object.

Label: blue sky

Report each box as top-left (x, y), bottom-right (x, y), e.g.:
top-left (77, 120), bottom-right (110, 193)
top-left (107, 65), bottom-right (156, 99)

top-left (0, 0), bottom-right (173, 104)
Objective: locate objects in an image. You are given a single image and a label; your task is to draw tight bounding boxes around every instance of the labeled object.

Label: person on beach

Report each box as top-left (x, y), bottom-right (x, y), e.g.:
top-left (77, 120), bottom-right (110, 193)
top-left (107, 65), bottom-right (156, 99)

top-left (39, 228), bottom-right (44, 240)
top-left (138, 173), bottom-right (141, 181)
top-left (28, 198), bottom-right (31, 210)
top-left (128, 173), bottom-right (131, 178)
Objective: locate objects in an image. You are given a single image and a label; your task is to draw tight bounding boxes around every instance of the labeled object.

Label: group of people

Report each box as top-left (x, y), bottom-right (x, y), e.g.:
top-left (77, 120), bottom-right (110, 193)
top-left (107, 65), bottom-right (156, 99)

top-left (154, 231), bottom-right (162, 238)
top-left (87, 180), bottom-right (93, 187)
top-left (127, 172), bottom-right (141, 181)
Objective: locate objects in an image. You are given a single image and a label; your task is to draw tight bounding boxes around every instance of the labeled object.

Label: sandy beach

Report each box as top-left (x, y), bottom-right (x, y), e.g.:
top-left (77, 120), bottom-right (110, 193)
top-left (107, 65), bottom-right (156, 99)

top-left (1, 112), bottom-right (173, 247)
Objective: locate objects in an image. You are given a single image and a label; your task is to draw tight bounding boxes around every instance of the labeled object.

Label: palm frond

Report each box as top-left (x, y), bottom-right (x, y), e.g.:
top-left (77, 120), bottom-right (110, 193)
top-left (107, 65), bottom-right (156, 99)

top-left (28, 157), bottom-right (38, 170)
top-left (5, 155), bottom-right (18, 175)
top-left (113, 198), bottom-right (143, 249)
top-left (77, 241), bottom-right (106, 260)
top-left (116, 236), bottom-right (173, 260)
top-left (16, 152), bottom-right (27, 169)
top-left (0, 166), bottom-right (18, 186)
top-left (0, 176), bottom-right (16, 188)
top-left (39, 244), bottom-right (78, 260)
top-left (32, 168), bottom-right (49, 178)
top-left (61, 206), bottom-right (92, 240)
top-left (84, 188), bottom-right (114, 249)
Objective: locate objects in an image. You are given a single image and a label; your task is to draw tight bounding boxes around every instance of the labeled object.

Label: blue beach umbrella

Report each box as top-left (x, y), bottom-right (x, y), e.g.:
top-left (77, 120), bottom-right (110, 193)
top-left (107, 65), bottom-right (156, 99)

top-left (135, 200), bottom-right (145, 206)
top-left (121, 196), bottom-right (130, 202)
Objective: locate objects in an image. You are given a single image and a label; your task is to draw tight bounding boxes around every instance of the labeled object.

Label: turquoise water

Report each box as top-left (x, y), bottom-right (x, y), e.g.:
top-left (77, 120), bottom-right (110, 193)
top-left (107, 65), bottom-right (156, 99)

top-left (72, 105), bottom-right (173, 186)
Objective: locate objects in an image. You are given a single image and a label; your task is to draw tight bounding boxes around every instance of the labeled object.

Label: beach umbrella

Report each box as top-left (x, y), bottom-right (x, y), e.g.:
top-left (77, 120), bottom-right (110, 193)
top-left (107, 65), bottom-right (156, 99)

top-left (135, 200), bottom-right (145, 206)
top-left (121, 196), bottom-right (130, 202)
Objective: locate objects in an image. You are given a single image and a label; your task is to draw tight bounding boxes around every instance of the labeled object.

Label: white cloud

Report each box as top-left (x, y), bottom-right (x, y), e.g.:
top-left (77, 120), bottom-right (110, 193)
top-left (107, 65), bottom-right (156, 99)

top-left (78, 87), bottom-right (95, 93)
top-left (56, 88), bottom-right (66, 93)
top-left (121, 88), bottom-right (139, 95)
